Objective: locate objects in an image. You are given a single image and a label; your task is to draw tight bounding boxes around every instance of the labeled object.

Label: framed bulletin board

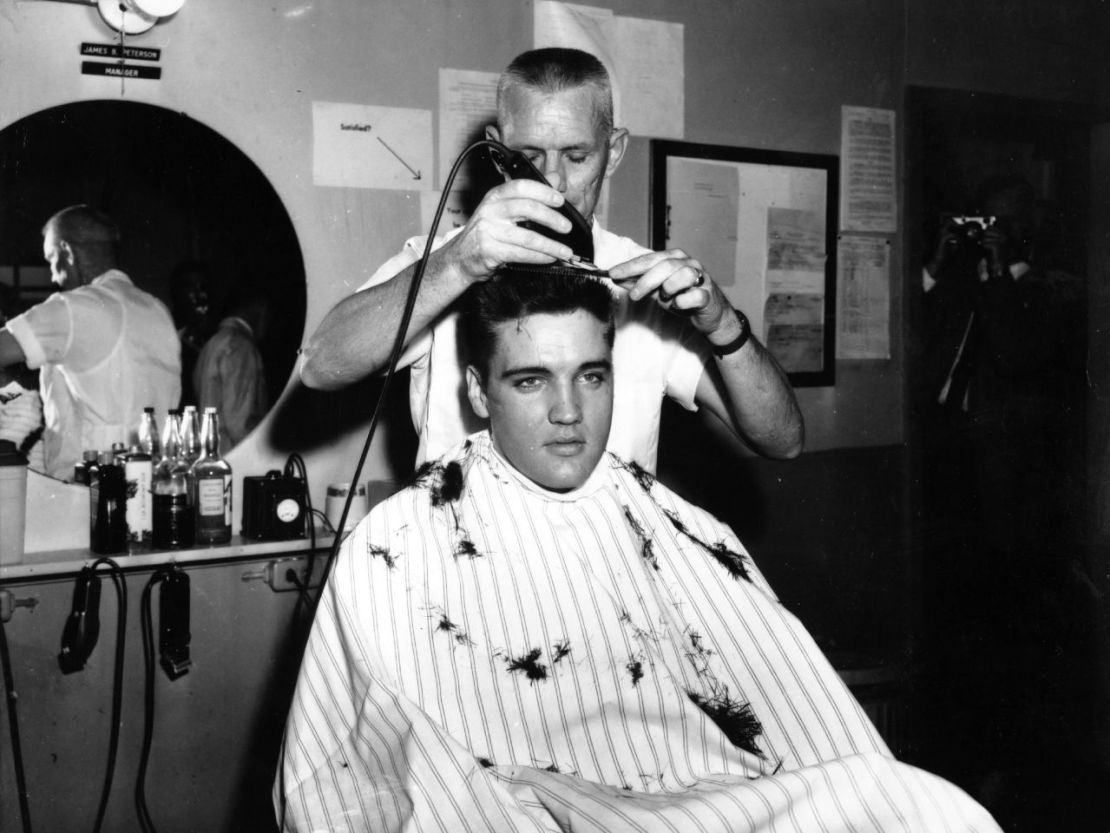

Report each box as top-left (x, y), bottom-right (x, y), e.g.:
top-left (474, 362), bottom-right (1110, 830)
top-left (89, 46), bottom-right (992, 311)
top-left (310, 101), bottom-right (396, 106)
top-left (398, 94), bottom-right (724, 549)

top-left (650, 140), bottom-right (838, 387)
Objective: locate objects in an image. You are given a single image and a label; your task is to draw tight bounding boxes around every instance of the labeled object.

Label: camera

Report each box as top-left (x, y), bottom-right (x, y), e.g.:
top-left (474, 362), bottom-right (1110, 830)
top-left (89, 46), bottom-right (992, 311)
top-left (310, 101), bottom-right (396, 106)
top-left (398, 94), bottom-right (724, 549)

top-left (946, 215), bottom-right (997, 243)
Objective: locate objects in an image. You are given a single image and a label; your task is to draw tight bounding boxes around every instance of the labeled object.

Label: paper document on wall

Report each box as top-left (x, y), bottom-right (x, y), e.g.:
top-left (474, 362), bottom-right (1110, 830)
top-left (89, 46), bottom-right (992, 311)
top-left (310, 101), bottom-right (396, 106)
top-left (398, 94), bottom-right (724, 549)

top-left (764, 293), bottom-right (824, 374)
top-left (836, 234), bottom-right (891, 359)
top-left (420, 191), bottom-right (472, 237)
top-left (764, 207), bottom-right (826, 372)
top-left (313, 101), bottom-right (433, 191)
top-left (612, 16), bottom-right (684, 138)
top-left (664, 158), bottom-right (755, 329)
top-left (534, 1), bottom-right (683, 138)
top-left (438, 69), bottom-right (498, 190)
top-left (840, 106), bottom-right (897, 232)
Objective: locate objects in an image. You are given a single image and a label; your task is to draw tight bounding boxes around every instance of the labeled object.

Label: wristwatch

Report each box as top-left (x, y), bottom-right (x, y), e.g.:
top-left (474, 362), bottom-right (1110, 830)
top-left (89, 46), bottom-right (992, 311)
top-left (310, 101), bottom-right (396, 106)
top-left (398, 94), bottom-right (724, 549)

top-left (711, 309), bottom-right (751, 358)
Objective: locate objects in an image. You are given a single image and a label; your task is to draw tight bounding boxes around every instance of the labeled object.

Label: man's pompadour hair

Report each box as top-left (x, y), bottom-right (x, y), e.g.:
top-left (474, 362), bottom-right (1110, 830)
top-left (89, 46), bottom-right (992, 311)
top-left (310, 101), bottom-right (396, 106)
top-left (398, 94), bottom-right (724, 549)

top-left (461, 267), bottom-right (615, 378)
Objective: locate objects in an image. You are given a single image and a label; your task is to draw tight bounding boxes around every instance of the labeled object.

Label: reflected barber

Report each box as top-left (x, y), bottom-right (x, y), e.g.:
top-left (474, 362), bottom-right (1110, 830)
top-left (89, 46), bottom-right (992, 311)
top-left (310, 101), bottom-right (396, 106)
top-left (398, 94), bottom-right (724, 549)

top-left (0, 205), bottom-right (181, 480)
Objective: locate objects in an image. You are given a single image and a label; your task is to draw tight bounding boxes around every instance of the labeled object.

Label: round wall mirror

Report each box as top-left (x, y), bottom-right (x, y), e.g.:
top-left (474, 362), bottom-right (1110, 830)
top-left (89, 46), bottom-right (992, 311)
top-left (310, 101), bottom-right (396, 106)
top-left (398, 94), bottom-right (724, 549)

top-left (0, 100), bottom-right (306, 469)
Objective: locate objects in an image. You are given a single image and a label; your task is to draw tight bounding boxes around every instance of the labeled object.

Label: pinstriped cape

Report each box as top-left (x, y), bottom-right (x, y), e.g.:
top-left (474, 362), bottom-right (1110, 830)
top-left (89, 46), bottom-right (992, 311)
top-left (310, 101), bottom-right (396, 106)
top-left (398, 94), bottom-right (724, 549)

top-left (278, 432), bottom-right (999, 832)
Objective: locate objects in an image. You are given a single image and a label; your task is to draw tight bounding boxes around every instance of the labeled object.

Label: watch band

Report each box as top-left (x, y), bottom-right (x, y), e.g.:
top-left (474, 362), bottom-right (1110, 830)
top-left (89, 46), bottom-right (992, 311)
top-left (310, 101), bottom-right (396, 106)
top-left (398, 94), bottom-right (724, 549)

top-left (710, 310), bottom-right (751, 358)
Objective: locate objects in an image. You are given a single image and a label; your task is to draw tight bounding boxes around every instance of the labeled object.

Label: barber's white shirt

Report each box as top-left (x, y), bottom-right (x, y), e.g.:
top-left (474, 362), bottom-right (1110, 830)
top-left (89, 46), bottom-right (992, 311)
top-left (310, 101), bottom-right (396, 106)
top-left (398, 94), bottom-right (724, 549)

top-left (6, 270), bottom-right (181, 479)
top-left (350, 223), bottom-right (708, 473)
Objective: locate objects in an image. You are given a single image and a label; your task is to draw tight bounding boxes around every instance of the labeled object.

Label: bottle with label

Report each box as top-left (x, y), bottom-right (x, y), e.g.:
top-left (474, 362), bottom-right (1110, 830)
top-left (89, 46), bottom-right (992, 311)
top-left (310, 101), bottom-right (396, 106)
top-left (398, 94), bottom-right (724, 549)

top-left (73, 449), bottom-right (99, 485)
top-left (124, 445), bottom-right (153, 550)
top-left (137, 406), bottom-right (161, 465)
top-left (91, 450), bottom-right (127, 554)
top-left (191, 407), bottom-right (232, 545)
top-left (152, 413), bottom-right (195, 549)
top-left (179, 405), bottom-right (201, 468)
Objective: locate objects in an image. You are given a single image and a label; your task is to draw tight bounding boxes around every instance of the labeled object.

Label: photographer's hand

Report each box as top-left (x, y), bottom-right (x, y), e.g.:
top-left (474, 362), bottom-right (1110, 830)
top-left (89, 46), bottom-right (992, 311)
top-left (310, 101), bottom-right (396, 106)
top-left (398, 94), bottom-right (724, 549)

top-left (925, 221), bottom-right (963, 279)
top-left (981, 224), bottom-right (1009, 280)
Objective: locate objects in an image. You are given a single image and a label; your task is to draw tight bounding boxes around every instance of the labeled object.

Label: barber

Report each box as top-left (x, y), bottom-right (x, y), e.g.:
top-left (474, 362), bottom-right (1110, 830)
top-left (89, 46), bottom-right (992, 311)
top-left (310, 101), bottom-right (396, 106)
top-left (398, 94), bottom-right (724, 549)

top-left (298, 47), bottom-right (803, 473)
top-left (0, 205), bottom-right (181, 480)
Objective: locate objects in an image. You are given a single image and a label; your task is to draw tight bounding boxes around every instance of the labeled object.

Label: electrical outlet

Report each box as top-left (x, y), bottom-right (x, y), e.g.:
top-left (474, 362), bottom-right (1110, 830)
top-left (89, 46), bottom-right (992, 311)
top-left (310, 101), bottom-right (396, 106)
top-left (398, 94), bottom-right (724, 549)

top-left (266, 556), bottom-right (327, 593)
top-left (0, 589), bottom-right (38, 622)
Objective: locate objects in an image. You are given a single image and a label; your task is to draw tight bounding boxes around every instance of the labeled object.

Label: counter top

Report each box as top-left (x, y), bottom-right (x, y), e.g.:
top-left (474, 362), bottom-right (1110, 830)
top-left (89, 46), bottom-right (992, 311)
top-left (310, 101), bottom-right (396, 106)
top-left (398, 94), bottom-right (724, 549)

top-left (0, 531), bottom-right (336, 583)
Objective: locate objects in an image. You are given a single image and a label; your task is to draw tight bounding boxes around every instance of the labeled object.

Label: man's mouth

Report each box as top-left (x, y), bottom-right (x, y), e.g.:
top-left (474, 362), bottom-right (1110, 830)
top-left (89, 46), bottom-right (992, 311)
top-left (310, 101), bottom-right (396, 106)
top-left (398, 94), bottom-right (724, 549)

top-left (546, 437), bottom-right (586, 456)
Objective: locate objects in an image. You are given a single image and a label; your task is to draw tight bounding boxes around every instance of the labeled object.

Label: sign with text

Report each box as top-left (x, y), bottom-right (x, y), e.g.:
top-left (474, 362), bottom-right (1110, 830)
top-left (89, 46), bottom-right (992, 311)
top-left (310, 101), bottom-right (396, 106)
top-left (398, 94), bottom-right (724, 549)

top-left (81, 61), bottom-right (162, 80)
top-left (81, 42), bottom-right (161, 62)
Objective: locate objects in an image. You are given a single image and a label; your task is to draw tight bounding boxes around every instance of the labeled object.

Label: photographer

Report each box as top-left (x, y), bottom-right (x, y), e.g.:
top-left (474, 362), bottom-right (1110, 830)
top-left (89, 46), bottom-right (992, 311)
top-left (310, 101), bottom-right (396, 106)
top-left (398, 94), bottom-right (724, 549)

top-left (917, 173), bottom-right (1089, 818)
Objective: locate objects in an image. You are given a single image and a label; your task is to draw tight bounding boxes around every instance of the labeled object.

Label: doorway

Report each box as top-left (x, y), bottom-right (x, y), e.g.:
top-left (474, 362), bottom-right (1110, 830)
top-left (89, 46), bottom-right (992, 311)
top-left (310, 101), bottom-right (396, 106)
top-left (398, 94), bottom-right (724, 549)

top-left (904, 86), bottom-right (1104, 832)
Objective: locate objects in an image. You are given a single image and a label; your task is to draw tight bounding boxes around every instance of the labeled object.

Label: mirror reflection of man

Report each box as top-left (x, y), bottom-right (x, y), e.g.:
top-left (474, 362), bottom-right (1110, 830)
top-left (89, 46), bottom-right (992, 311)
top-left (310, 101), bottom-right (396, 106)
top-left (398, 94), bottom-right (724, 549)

top-left (0, 205), bottom-right (181, 480)
top-left (170, 259), bottom-right (219, 408)
top-left (192, 290), bottom-right (270, 450)
top-left (279, 270), bottom-right (998, 833)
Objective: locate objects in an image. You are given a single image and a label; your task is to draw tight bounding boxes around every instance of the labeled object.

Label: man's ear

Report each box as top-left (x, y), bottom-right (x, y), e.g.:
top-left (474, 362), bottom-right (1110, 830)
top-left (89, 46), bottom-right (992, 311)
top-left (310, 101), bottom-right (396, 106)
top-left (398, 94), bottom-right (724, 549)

top-left (466, 365), bottom-right (490, 420)
top-left (485, 124), bottom-right (501, 144)
top-left (604, 127), bottom-right (630, 179)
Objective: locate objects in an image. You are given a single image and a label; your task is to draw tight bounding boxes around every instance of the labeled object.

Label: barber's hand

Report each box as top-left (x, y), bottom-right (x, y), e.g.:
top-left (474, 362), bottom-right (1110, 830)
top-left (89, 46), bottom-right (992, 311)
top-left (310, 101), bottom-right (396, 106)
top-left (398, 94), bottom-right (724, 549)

top-left (608, 249), bottom-right (734, 337)
top-left (440, 179), bottom-right (575, 284)
top-left (0, 388), bottom-right (42, 447)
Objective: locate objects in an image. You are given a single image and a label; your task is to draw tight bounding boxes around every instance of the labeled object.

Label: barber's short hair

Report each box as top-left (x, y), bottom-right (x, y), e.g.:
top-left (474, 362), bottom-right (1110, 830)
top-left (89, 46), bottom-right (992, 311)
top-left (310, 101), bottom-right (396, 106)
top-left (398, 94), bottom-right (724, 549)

top-left (42, 204), bottom-right (121, 247)
top-left (461, 267), bottom-right (615, 380)
top-left (498, 47), bottom-right (614, 135)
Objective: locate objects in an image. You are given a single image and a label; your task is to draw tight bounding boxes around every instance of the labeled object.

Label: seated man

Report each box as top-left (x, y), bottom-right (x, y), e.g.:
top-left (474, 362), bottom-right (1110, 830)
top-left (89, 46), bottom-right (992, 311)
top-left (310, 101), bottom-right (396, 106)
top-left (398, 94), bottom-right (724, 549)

top-left (278, 270), bottom-right (998, 832)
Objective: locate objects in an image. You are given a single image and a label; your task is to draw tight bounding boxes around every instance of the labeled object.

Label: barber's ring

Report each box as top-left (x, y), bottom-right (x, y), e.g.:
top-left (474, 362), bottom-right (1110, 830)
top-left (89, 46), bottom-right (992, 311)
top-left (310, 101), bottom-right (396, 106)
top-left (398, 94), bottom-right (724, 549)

top-left (692, 269), bottom-right (706, 287)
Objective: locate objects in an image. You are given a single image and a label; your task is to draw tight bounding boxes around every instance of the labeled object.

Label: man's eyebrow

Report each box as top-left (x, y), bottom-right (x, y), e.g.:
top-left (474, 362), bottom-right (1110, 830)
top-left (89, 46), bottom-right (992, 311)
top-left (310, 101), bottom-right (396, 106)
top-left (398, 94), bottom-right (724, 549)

top-left (517, 142), bottom-right (595, 153)
top-left (579, 359), bottom-right (612, 373)
top-left (499, 364), bottom-right (551, 380)
top-left (498, 358), bottom-right (611, 380)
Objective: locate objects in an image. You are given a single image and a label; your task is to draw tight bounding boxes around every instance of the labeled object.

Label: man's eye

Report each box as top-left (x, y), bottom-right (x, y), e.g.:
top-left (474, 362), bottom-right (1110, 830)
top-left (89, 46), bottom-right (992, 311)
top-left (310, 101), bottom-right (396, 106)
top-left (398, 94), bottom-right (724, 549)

top-left (567, 154), bottom-right (588, 165)
top-left (514, 376), bottom-right (542, 390)
top-left (579, 371), bottom-right (607, 386)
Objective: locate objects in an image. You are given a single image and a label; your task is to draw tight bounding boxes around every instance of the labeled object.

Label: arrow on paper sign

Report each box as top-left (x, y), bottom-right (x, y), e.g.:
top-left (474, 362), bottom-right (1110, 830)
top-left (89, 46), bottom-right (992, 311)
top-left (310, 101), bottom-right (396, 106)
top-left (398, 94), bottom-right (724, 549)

top-left (377, 137), bottom-right (422, 180)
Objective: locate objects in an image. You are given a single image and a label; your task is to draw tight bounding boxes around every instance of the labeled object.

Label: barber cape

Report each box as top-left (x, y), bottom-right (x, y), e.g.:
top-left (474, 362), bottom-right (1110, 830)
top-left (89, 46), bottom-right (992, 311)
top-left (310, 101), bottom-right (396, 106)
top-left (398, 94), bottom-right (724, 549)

top-left (279, 432), bottom-right (997, 832)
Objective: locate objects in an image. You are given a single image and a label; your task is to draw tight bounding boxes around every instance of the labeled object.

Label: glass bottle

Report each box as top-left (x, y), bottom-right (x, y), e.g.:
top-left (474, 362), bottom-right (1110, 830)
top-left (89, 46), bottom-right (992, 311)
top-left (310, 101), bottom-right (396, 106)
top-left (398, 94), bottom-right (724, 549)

top-left (73, 449), bottom-right (98, 485)
top-left (110, 441), bottom-right (128, 465)
top-left (191, 407), bottom-right (232, 545)
top-left (152, 413), bottom-right (195, 549)
top-left (91, 450), bottom-right (127, 554)
top-left (124, 444), bottom-right (153, 550)
top-left (179, 405), bottom-right (201, 468)
top-left (137, 406), bottom-right (161, 465)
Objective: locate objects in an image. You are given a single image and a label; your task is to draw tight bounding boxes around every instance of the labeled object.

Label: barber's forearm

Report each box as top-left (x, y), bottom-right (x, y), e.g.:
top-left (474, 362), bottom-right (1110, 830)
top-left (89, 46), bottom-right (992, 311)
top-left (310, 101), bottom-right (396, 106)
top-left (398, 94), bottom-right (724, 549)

top-left (299, 255), bottom-right (468, 390)
top-left (704, 319), bottom-right (804, 459)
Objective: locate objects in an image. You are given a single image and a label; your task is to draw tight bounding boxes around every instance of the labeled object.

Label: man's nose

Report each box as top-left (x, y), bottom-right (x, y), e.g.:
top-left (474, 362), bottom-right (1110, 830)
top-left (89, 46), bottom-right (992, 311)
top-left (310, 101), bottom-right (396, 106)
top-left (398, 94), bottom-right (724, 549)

top-left (548, 385), bottom-right (582, 424)
top-left (540, 154), bottom-right (567, 193)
